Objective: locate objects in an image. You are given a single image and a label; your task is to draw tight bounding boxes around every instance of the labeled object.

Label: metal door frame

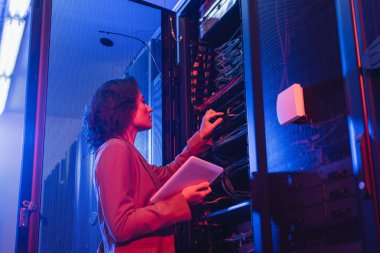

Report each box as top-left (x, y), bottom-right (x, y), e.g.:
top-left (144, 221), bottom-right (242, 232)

top-left (15, 0), bottom-right (178, 252)
top-left (16, 0), bottom-right (52, 252)
top-left (335, 0), bottom-right (380, 251)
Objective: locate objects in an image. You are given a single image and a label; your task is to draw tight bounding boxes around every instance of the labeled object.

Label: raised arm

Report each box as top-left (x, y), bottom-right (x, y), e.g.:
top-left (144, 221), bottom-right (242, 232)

top-left (151, 109), bottom-right (224, 182)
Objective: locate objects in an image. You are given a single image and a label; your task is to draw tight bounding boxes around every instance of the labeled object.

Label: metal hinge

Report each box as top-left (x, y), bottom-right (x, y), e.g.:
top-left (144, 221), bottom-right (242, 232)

top-left (19, 200), bottom-right (36, 227)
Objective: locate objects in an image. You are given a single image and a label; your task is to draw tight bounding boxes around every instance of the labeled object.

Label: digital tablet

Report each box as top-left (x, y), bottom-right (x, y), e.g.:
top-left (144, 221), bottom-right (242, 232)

top-left (150, 156), bottom-right (224, 204)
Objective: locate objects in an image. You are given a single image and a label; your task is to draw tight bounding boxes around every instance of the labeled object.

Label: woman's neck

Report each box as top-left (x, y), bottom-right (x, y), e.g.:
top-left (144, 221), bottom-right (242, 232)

top-left (122, 127), bottom-right (137, 144)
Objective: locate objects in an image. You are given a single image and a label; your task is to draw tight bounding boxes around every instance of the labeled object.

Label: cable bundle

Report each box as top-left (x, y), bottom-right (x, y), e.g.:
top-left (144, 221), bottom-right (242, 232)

top-left (215, 123), bottom-right (247, 146)
top-left (214, 31), bottom-right (244, 89)
top-left (220, 157), bottom-right (250, 198)
top-left (210, 124), bottom-right (248, 166)
top-left (193, 74), bottom-right (243, 111)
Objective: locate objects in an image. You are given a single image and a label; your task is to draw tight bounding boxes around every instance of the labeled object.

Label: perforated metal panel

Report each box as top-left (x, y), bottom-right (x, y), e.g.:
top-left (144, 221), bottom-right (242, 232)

top-left (258, 0), bottom-right (349, 173)
top-left (257, 0), bottom-right (361, 251)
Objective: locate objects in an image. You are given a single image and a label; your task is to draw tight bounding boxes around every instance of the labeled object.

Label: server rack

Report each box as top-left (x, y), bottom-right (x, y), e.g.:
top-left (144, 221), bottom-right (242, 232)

top-left (176, 1), bottom-right (254, 252)
top-left (168, 0), bottom-right (380, 252)
top-left (38, 136), bottom-right (101, 253)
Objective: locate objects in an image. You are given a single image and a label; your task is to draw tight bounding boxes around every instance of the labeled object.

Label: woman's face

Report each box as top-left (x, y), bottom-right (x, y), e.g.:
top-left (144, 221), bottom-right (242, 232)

top-left (131, 92), bottom-right (153, 131)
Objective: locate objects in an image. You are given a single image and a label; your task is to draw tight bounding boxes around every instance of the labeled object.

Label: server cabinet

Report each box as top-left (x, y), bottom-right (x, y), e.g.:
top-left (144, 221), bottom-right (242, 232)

top-left (168, 0), bottom-right (380, 252)
top-left (38, 136), bottom-right (102, 253)
top-left (176, 1), bottom-right (256, 252)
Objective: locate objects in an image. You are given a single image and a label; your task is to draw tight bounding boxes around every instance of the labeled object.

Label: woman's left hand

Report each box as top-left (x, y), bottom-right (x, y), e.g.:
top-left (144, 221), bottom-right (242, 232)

top-left (199, 109), bottom-right (224, 140)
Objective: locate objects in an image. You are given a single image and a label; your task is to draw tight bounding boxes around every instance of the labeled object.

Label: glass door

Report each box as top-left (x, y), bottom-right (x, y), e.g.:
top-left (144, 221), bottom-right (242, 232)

top-left (16, 0), bottom-right (177, 252)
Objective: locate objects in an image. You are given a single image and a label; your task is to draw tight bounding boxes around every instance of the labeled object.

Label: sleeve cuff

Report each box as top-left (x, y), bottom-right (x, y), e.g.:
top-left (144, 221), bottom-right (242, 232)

top-left (186, 131), bottom-right (213, 156)
top-left (167, 193), bottom-right (192, 221)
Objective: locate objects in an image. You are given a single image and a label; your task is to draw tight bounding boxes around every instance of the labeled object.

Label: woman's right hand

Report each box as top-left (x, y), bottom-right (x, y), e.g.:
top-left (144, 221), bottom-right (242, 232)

top-left (181, 182), bottom-right (212, 206)
top-left (199, 109), bottom-right (224, 141)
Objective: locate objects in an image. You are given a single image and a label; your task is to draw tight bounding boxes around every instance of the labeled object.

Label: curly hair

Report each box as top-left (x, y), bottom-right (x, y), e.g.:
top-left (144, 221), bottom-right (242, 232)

top-left (83, 77), bottom-right (140, 151)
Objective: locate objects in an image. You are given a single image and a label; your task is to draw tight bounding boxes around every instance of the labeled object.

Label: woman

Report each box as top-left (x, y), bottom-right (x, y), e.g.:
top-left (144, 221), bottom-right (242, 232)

top-left (83, 77), bottom-right (223, 253)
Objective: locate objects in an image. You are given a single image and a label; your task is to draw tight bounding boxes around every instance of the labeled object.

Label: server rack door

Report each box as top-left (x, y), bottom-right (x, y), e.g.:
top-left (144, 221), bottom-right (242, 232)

top-left (16, 1), bottom-right (176, 252)
top-left (249, 0), bottom-right (380, 252)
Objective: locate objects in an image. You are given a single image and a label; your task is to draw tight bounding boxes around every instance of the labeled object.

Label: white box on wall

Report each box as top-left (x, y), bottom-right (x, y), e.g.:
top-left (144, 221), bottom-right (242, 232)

top-left (276, 83), bottom-right (306, 125)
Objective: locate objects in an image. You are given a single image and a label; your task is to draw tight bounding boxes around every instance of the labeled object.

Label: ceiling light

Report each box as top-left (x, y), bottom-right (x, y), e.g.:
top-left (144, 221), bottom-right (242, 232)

top-left (8, 0), bottom-right (32, 18)
top-left (0, 76), bottom-right (11, 115)
top-left (0, 18), bottom-right (25, 76)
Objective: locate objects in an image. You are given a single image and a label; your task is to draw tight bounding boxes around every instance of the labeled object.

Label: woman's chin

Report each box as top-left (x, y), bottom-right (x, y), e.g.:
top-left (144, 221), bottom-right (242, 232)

top-left (138, 125), bottom-right (152, 132)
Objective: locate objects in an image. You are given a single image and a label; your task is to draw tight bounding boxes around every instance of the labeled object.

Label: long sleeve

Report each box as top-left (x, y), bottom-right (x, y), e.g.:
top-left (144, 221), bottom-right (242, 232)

top-left (150, 131), bottom-right (212, 183)
top-left (95, 140), bottom-right (191, 243)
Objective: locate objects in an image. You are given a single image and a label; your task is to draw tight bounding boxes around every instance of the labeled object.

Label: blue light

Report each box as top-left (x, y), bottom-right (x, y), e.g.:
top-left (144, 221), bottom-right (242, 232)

top-left (0, 76), bottom-right (10, 115)
top-left (9, 0), bottom-right (32, 18)
top-left (0, 18), bottom-right (25, 76)
top-left (0, 0), bottom-right (31, 116)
